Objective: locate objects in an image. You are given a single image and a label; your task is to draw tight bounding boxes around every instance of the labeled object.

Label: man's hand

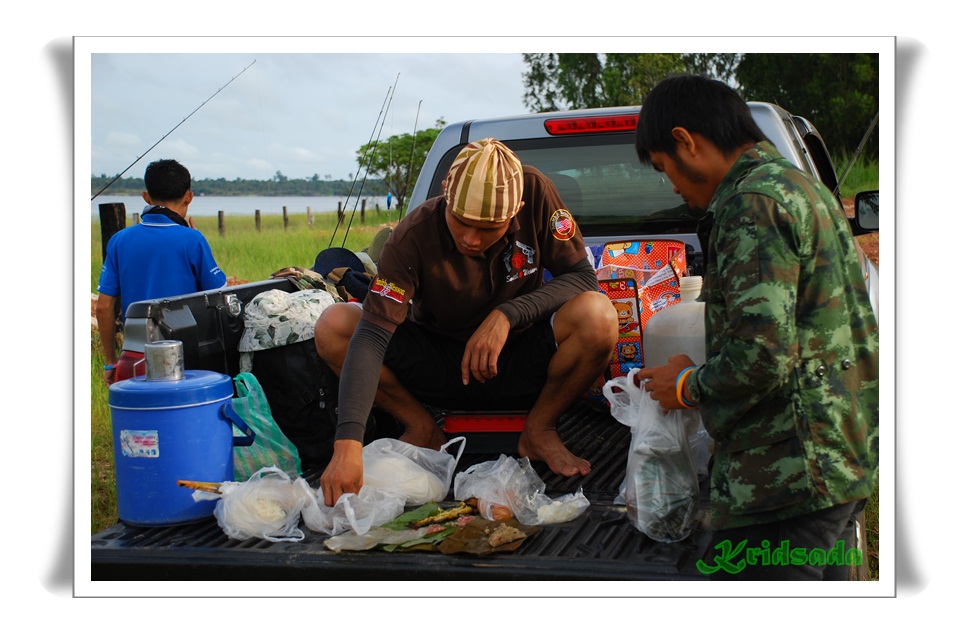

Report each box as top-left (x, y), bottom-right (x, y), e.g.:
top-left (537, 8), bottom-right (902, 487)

top-left (321, 439), bottom-right (364, 507)
top-left (461, 309), bottom-right (511, 384)
top-left (636, 354), bottom-right (696, 410)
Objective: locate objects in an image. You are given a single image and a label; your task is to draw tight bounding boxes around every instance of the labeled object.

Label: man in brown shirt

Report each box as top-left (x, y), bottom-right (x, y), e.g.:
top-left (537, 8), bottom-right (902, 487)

top-left (314, 138), bottom-right (618, 506)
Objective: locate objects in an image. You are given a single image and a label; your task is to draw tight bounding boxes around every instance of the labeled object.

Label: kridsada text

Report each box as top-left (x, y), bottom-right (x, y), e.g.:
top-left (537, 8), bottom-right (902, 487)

top-left (697, 539), bottom-right (864, 575)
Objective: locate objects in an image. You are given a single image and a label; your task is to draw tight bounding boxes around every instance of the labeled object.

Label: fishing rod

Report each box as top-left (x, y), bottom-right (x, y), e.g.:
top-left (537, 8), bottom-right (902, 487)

top-left (334, 73), bottom-right (401, 248)
top-left (399, 100), bottom-right (422, 222)
top-left (328, 78), bottom-right (396, 248)
top-left (836, 111), bottom-right (879, 193)
top-left (92, 59), bottom-right (256, 201)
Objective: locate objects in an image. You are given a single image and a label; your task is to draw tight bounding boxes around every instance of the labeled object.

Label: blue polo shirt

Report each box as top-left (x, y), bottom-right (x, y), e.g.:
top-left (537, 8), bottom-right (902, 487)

top-left (97, 210), bottom-right (226, 319)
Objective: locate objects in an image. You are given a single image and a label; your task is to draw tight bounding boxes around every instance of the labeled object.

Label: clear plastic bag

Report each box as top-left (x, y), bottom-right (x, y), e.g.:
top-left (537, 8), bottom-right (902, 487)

top-left (361, 436), bottom-right (465, 505)
top-left (297, 481), bottom-right (406, 537)
top-left (295, 436), bottom-right (466, 537)
top-left (604, 369), bottom-right (700, 542)
top-left (453, 455), bottom-right (589, 525)
top-left (213, 466), bottom-right (307, 542)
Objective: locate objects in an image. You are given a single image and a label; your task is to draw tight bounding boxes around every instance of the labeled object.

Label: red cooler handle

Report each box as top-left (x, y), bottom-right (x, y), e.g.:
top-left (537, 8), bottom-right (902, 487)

top-left (221, 403), bottom-right (256, 447)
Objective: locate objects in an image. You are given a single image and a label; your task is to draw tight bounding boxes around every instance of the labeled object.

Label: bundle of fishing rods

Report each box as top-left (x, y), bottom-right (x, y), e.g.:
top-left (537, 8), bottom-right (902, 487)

top-left (329, 72), bottom-right (424, 249)
top-left (93, 60), bottom-right (424, 250)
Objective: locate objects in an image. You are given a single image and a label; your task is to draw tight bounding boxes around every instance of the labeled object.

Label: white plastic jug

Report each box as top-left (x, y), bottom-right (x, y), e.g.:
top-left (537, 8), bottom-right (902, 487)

top-left (643, 276), bottom-right (706, 368)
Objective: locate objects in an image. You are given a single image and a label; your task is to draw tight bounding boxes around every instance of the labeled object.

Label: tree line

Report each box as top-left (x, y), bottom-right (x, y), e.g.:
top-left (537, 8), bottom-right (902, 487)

top-left (91, 174), bottom-right (386, 198)
top-left (521, 53), bottom-right (879, 160)
top-left (355, 53), bottom-right (878, 212)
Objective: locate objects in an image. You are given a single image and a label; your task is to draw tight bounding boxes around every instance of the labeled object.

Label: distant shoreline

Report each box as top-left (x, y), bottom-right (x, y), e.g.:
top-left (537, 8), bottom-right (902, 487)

top-left (91, 193), bottom-right (400, 219)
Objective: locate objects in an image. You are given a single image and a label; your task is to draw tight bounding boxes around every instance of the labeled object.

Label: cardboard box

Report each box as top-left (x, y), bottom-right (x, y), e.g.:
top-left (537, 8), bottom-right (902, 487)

top-left (587, 240), bottom-right (689, 405)
top-left (599, 239), bottom-right (688, 329)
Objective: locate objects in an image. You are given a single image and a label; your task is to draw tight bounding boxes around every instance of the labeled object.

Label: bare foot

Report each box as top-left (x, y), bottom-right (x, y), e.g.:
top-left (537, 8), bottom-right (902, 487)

top-left (399, 423), bottom-right (447, 450)
top-left (518, 426), bottom-right (591, 477)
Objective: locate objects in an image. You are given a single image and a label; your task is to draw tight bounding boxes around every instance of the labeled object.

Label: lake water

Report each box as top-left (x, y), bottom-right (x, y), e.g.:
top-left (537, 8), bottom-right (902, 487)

top-left (90, 194), bottom-right (393, 219)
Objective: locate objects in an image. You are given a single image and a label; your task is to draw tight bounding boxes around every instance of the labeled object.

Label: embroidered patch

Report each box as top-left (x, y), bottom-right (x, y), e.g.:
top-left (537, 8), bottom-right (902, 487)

top-left (502, 241), bottom-right (538, 282)
top-left (550, 209), bottom-right (576, 241)
top-left (370, 277), bottom-right (405, 303)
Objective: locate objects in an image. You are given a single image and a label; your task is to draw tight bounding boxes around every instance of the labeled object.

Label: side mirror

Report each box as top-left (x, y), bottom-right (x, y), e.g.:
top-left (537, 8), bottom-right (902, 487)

top-left (852, 190), bottom-right (879, 233)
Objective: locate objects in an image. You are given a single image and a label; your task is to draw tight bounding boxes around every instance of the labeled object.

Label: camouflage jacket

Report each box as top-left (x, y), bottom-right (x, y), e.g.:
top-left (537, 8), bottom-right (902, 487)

top-left (687, 142), bottom-right (879, 530)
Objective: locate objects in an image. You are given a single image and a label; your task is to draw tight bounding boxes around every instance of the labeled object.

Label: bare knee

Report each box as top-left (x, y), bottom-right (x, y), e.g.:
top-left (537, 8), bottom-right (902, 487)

top-left (555, 291), bottom-right (619, 356)
top-left (314, 303), bottom-right (361, 371)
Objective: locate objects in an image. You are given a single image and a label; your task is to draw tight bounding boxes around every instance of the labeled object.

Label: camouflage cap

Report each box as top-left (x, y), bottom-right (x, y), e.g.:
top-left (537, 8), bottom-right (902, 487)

top-left (445, 138), bottom-right (523, 222)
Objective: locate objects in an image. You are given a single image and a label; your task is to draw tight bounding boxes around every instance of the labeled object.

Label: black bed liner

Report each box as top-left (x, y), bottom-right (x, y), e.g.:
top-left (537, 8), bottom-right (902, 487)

top-left (91, 400), bottom-right (712, 581)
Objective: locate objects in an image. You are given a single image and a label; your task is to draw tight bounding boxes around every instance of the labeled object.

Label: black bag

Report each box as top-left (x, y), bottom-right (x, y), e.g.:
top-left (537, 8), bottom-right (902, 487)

top-left (249, 338), bottom-right (403, 477)
top-left (249, 339), bottom-right (338, 476)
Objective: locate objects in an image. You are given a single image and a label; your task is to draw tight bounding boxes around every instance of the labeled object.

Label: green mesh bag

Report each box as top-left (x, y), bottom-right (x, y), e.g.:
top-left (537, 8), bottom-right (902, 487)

top-left (231, 372), bottom-right (302, 480)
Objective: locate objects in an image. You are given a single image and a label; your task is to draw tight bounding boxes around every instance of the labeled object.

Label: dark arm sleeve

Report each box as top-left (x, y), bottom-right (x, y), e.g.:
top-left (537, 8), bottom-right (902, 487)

top-left (494, 257), bottom-right (598, 329)
top-left (334, 317), bottom-right (394, 443)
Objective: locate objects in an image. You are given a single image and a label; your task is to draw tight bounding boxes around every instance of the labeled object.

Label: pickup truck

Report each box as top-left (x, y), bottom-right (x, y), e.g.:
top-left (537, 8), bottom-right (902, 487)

top-left (90, 101), bottom-right (878, 583)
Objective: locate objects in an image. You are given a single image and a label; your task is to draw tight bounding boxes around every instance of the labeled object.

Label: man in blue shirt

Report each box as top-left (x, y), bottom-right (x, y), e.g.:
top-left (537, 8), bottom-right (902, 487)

top-left (96, 159), bottom-right (226, 384)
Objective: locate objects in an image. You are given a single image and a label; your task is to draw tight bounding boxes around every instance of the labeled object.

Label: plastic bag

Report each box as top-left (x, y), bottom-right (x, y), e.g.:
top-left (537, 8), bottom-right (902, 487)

top-left (453, 455), bottom-right (589, 525)
top-left (361, 436), bottom-right (466, 505)
top-left (232, 372), bottom-right (302, 480)
top-left (689, 423), bottom-right (713, 478)
top-left (295, 437), bottom-right (466, 538)
top-left (213, 466), bottom-right (307, 542)
top-left (604, 368), bottom-right (699, 542)
top-left (297, 481), bottom-right (406, 537)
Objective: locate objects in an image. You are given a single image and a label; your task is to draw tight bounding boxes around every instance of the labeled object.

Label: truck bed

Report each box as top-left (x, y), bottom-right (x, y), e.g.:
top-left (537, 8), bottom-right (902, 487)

top-left (91, 400), bottom-right (712, 581)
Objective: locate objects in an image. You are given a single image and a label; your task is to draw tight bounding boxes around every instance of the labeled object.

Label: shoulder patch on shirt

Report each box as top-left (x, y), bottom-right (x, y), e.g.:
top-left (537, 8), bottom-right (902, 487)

top-left (370, 277), bottom-right (405, 303)
top-left (550, 209), bottom-right (576, 241)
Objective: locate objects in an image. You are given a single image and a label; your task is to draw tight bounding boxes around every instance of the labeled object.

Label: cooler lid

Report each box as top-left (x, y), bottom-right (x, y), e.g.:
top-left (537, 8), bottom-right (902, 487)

top-left (108, 369), bottom-right (233, 409)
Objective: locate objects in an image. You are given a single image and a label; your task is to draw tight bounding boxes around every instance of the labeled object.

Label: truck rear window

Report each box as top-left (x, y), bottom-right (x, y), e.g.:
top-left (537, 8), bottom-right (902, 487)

top-left (429, 134), bottom-right (695, 238)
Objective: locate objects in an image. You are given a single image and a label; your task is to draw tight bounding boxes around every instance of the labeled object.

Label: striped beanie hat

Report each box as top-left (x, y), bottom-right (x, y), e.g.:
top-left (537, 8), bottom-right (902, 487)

top-left (445, 138), bottom-right (523, 222)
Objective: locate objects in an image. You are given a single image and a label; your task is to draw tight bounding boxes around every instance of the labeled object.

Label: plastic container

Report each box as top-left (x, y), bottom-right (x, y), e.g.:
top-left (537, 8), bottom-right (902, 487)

top-left (108, 343), bottom-right (254, 526)
top-left (643, 276), bottom-right (706, 367)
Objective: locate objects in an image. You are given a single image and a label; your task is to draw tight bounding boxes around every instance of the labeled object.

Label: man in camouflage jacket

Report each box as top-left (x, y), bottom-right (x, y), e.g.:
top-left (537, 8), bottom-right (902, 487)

top-left (634, 75), bottom-right (878, 580)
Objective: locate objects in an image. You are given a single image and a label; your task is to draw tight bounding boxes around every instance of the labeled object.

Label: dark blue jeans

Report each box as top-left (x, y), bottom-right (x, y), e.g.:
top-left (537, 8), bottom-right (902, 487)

top-left (702, 498), bottom-right (868, 581)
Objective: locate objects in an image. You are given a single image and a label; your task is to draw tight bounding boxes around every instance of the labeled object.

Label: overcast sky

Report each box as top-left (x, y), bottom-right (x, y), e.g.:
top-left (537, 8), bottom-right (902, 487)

top-left (87, 47), bottom-right (532, 183)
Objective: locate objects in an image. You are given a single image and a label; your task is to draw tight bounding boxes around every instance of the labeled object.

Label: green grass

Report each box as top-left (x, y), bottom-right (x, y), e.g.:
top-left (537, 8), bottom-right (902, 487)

top-left (833, 153), bottom-right (879, 200)
top-left (92, 208), bottom-right (399, 288)
top-left (90, 332), bottom-right (118, 534)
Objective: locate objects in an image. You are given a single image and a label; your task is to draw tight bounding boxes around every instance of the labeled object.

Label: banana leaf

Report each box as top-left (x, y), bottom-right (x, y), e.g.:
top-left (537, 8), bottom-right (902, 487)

top-left (437, 517), bottom-right (540, 555)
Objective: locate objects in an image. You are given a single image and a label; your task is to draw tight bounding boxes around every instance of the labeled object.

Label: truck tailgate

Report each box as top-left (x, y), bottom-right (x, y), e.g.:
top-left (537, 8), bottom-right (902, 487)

top-left (91, 401), bottom-right (712, 581)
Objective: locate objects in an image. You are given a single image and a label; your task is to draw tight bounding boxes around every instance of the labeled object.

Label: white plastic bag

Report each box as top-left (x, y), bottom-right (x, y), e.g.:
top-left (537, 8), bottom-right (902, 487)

top-left (295, 437), bottom-right (465, 538)
top-left (297, 481), bottom-right (406, 537)
top-left (362, 436), bottom-right (465, 505)
top-left (213, 466), bottom-right (308, 542)
top-left (453, 455), bottom-right (589, 526)
top-left (604, 369), bottom-right (700, 543)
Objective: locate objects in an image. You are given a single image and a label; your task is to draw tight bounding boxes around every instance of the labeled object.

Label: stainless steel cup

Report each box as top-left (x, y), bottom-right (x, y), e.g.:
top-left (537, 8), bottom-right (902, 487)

top-left (144, 340), bottom-right (185, 381)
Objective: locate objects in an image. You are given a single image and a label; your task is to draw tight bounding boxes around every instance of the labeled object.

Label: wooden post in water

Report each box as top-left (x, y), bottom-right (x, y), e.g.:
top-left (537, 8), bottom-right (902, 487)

top-left (307, 206), bottom-right (314, 227)
top-left (337, 201), bottom-right (344, 225)
top-left (283, 206), bottom-right (289, 231)
top-left (97, 202), bottom-right (126, 342)
top-left (361, 200), bottom-right (366, 223)
top-left (132, 213), bottom-right (141, 224)
top-left (255, 209), bottom-right (261, 232)
top-left (98, 203), bottom-right (126, 260)
top-left (218, 210), bottom-right (225, 236)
